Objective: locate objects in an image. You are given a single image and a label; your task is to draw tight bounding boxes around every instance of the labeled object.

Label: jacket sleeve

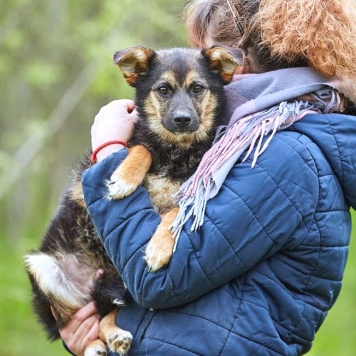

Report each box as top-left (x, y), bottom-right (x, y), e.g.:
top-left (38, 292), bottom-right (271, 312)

top-left (82, 132), bottom-right (319, 309)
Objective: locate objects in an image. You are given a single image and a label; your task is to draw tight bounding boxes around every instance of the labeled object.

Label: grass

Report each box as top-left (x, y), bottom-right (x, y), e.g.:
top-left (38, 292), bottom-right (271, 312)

top-left (0, 237), bottom-right (64, 356)
top-left (0, 212), bottom-right (355, 355)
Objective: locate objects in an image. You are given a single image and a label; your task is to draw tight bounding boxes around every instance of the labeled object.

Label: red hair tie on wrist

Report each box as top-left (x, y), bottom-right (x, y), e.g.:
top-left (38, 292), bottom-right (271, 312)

top-left (90, 140), bottom-right (127, 163)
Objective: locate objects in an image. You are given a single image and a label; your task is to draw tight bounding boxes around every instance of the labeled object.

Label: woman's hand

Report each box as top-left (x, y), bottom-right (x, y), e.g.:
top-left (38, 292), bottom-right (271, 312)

top-left (91, 99), bottom-right (139, 161)
top-left (56, 302), bottom-right (100, 356)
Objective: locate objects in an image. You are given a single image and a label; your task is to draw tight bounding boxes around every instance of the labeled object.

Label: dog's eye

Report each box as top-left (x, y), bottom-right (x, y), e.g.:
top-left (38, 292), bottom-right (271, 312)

top-left (193, 84), bottom-right (204, 94)
top-left (158, 86), bottom-right (169, 95)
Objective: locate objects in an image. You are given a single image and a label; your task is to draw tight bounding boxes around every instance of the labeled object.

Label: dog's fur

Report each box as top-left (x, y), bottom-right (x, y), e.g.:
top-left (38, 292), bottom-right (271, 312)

top-left (25, 45), bottom-right (242, 356)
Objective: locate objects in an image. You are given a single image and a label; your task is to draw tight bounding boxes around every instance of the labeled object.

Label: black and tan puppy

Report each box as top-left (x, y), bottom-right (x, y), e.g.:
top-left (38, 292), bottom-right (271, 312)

top-left (25, 45), bottom-right (242, 356)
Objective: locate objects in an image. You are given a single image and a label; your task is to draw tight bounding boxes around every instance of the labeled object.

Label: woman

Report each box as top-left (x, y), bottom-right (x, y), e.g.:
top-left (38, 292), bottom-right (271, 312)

top-left (61, 0), bottom-right (356, 354)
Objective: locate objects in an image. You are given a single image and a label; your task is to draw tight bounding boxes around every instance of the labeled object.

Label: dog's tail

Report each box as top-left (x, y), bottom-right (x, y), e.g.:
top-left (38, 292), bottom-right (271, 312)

top-left (257, 0), bottom-right (356, 79)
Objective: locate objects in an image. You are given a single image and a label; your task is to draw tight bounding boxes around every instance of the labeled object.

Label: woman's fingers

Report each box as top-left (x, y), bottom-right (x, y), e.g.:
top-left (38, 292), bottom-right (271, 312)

top-left (57, 302), bottom-right (100, 356)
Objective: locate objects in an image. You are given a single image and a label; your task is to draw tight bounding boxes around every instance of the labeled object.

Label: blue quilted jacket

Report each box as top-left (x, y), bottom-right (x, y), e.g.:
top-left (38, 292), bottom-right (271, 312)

top-left (82, 113), bottom-right (356, 355)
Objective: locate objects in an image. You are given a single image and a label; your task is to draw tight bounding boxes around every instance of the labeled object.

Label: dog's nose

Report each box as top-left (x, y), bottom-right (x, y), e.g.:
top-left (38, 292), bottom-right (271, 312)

top-left (173, 116), bottom-right (191, 128)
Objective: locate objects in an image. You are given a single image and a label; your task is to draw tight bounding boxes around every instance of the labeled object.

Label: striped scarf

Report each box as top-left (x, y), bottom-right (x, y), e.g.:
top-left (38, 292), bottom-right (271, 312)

top-left (171, 67), bottom-right (344, 246)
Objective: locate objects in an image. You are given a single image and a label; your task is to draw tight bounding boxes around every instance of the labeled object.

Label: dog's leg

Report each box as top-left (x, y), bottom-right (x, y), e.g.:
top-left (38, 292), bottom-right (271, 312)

top-left (145, 207), bottom-right (179, 272)
top-left (84, 339), bottom-right (108, 356)
top-left (99, 308), bottom-right (132, 356)
top-left (107, 145), bottom-right (152, 199)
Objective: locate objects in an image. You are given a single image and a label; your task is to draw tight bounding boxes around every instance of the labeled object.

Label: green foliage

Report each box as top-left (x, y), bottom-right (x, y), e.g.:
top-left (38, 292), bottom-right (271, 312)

top-left (0, 0), bottom-right (355, 355)
top-left (0, 237), bottom-right (65, 355)
top-left (0, 1), bottom-right (186, 354)
top-left (0, 0), bottom-right (188, 236)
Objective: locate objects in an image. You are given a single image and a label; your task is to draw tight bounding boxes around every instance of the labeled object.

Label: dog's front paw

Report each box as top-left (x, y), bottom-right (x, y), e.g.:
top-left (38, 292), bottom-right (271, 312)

top-left (145, 207), bottom-right (179, 272)
top-left (145, 242), bottom-right (173, 272)
top-left (106, 145), bottom-right (152, 200)
top-left (107, 329), bottom-right (133, 356)
top-left (145, 229), bottom-right (175, 272)
top-left (107, 174), bottom-right (137, 200)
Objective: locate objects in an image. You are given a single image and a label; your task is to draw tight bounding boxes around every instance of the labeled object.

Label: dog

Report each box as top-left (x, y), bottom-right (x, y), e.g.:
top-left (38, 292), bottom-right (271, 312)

top-left (24, 45), bottom-right (242, 356)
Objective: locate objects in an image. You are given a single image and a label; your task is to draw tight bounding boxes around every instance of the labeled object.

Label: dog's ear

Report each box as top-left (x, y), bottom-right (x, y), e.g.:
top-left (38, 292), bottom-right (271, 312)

top-left (113, 46), bottom-right (155, 87)
top-left (203, 46), bottom-right (244, 84)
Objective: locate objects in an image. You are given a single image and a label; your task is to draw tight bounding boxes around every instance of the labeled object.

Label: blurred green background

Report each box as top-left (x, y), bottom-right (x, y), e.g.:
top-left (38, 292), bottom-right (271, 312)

top-left (0, 1), bottom-right (355, 355)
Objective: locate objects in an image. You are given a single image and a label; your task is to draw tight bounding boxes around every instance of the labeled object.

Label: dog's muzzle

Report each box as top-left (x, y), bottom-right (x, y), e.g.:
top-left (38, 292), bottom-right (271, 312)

top-left (163, 112), bottom-right (199, 133)
top-left (163, 91), bottom-right (201, 133)
top-left (172, 113), bottom-right (199, 131)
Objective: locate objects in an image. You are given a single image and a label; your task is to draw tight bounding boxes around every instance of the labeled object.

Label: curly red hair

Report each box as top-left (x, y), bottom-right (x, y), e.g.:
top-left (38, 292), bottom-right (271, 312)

top-left (184, 0), bottom-right (356, 79)
top-left (258, 0), bottom-right (356, 78)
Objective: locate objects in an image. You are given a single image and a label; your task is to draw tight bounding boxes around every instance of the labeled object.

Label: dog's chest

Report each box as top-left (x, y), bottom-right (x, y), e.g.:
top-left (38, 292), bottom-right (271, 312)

top-left (149, 149), bottom-right (203, 181)
top-left (143, 173), bottom-right (181, 215)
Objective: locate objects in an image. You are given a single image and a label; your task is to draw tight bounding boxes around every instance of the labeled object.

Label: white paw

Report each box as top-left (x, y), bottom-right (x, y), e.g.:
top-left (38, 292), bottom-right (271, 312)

top-left (107, 178), bottom-right (136, 200)
top-left (107, 330), bottom-right (133, 356)
top-left (84, 343), bottom-right (108, 356)
top-left (145, 241), bottom-right (173, 272)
